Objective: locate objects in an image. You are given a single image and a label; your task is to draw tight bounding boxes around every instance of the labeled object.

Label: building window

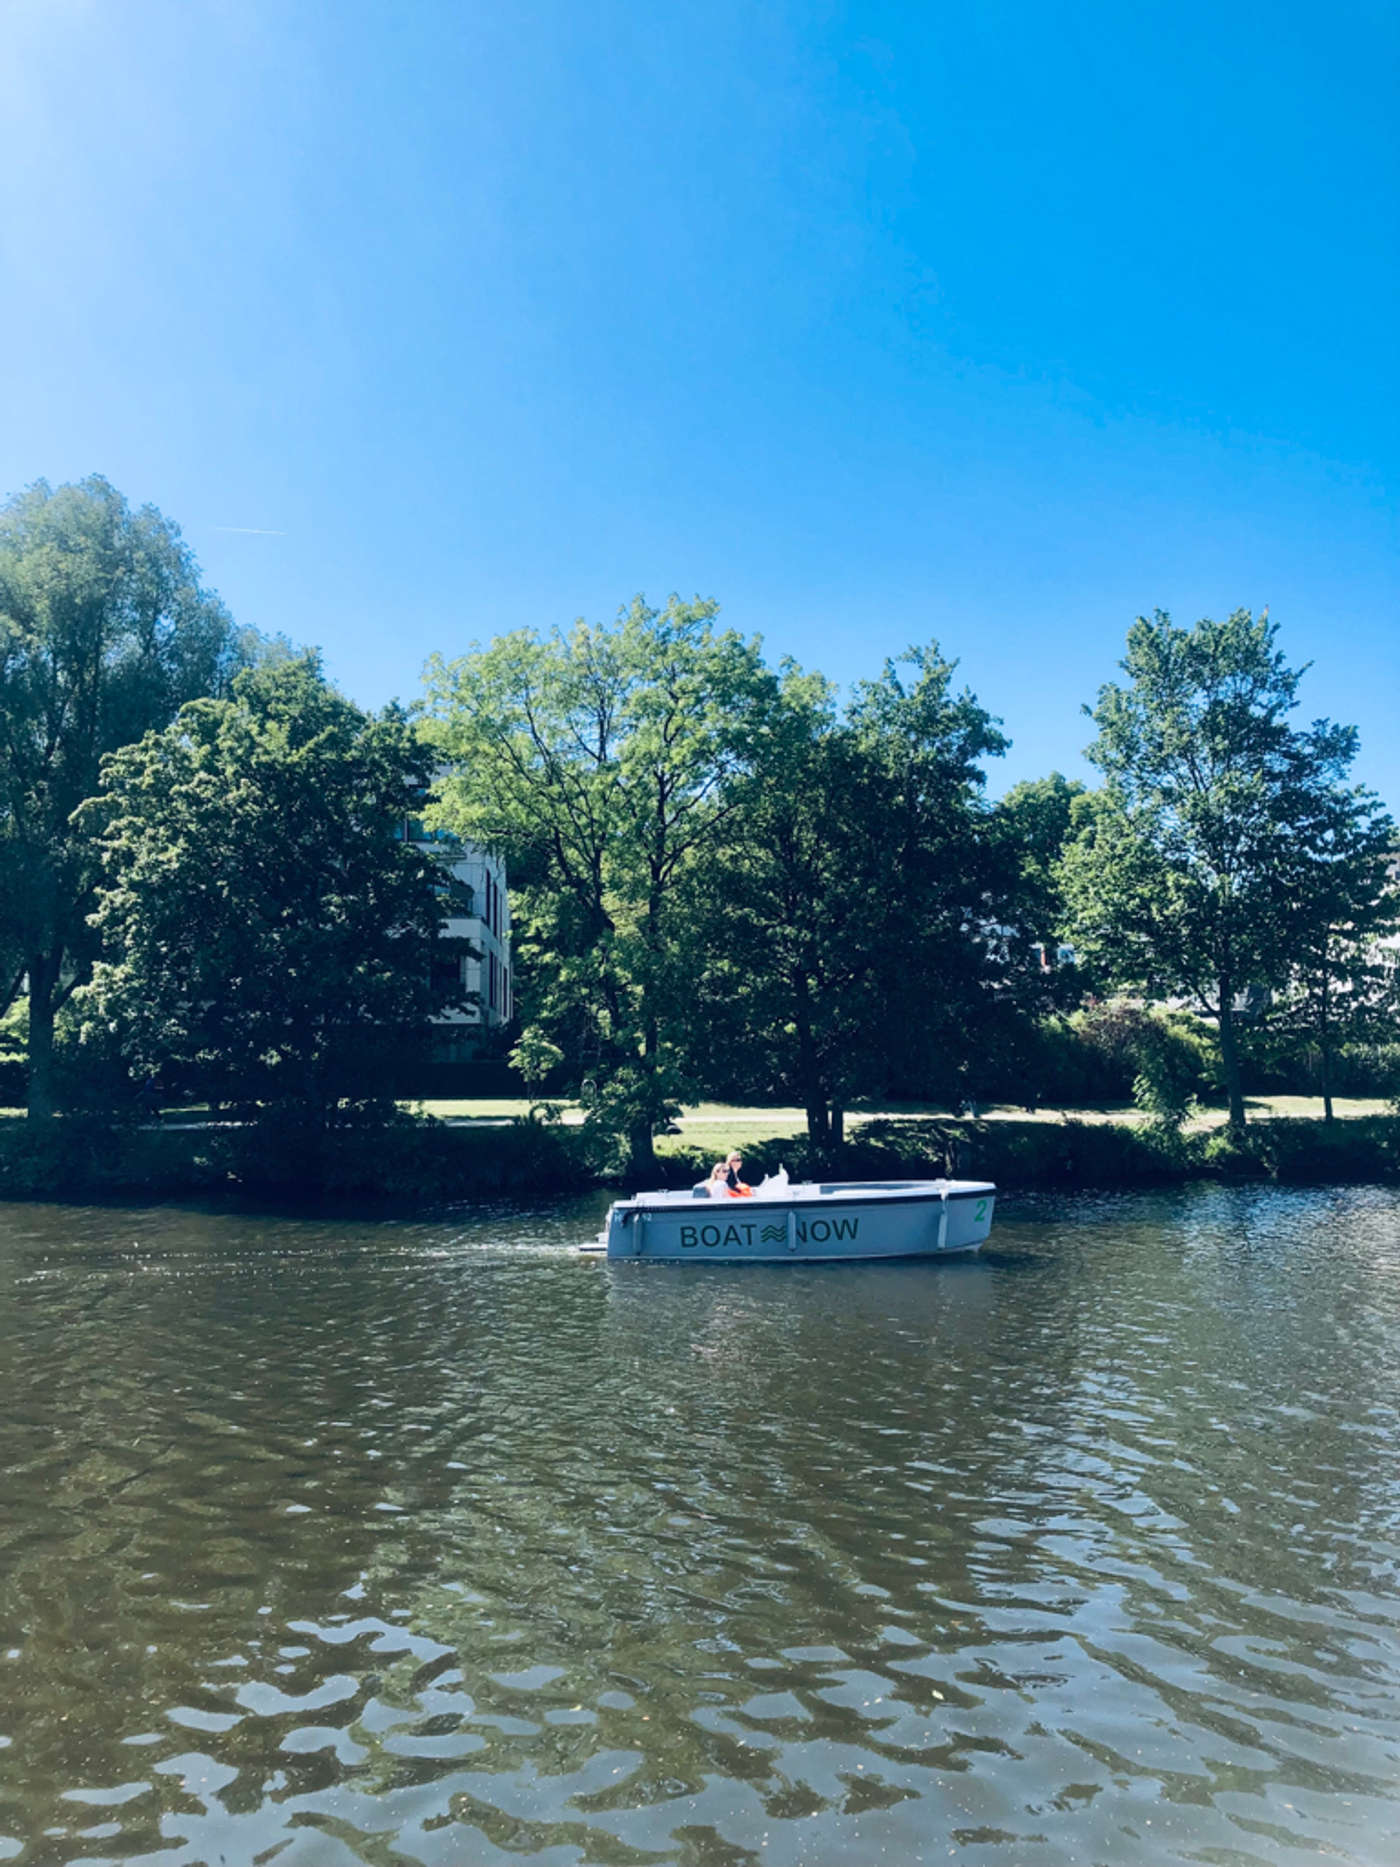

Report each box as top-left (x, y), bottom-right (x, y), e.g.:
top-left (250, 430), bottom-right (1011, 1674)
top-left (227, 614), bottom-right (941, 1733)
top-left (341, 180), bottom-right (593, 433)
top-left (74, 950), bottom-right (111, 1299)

top-left (431, 953), bottom-right (463, 1000)
top-left (436, 876), bottom-right (475, 916)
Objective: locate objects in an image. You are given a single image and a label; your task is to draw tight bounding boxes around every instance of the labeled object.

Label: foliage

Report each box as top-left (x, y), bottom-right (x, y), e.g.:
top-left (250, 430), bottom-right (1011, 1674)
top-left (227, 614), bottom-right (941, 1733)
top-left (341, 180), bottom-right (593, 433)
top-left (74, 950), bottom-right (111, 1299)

top-left (424, 596), bottom-right (779, 1172)
top-left (0, 477), bottom-right (264, 1117)
top-left (0, 1108), bottom-right (591, 1202)
top-left (995, 1002), bottom-right (1218, 1110)
top-left (679, 645), bottom-right (1024, 1149)
top-left (0, 1000), bottom-right (25, 1063)
top-left (839, 1115), bottom-right (1195, 1186)
top-left (76, 656), bottom-right (460, 1121)
top-left (993, 771), bottom-right (1087, 989)
top-left (842, 1111), bottom-right (1400, 1187)
top-left (1130, 1017), bottom-right (1205, 1129)
top-left (1334, 1041), bottom-right (1400, 1101)
top-left (1270, 772), bottom-right (1398, 1118)
top-left (1061, 608), bottom-right (1387, 1131)
top-left (1199, 1117), bottom-right (1400, 1183)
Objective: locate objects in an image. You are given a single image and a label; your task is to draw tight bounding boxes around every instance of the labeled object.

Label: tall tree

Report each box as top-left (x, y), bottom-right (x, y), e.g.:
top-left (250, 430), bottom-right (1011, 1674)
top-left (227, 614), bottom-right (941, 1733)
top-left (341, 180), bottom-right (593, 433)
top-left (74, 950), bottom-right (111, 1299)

top-left (423, 597), bottom-right (777, 1173)
top-left (1061, 608), bottom-right (1383, 1130)
top-left (994, 772), bottom-right (1088, 979)
top-left (846, 643), bottom-right (1022, 1110)
top-left (681, 645), bottom-right (1015, 1148)
top-left (677, 671), bottom-right (879, 1149)
top-left (0, 477), bottom-right (254, 1118)
top-left (1277, 773), bottom-right (1398, 1120)
top-left (77, 656), bottom-right (458, 1120)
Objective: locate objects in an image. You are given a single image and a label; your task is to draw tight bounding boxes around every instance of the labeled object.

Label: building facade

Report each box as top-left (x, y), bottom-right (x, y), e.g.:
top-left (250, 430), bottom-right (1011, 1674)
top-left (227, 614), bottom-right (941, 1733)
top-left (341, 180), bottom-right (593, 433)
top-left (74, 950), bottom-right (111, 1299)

top-left (402, 820), bottom-right (512, 1061)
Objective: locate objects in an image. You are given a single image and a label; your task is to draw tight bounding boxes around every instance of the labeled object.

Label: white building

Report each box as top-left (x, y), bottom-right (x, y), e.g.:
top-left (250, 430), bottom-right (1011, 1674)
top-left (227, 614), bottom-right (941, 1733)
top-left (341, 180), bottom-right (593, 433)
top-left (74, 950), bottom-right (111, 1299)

top-left (402, 818), bottom-right (512, 1061)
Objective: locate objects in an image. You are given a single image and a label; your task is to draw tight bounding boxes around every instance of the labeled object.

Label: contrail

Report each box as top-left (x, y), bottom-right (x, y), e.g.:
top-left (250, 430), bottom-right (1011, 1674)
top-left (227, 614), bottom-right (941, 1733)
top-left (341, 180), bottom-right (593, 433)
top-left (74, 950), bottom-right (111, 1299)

top-left (213, 525), bottom-right (286, 536)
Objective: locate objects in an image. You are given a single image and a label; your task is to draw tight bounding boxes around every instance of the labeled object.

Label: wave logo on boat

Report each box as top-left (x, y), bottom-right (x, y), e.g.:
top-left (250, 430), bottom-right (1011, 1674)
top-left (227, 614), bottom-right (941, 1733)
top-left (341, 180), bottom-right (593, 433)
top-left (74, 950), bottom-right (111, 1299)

top-left (760, 1224), bottom-right (785, 1244)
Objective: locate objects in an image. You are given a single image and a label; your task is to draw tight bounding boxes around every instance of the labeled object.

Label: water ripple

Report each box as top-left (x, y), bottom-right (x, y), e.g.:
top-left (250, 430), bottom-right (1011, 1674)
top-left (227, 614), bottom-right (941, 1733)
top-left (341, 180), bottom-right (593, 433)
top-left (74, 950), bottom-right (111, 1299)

top-left (1, 1184), bottom-right (1398, 1864)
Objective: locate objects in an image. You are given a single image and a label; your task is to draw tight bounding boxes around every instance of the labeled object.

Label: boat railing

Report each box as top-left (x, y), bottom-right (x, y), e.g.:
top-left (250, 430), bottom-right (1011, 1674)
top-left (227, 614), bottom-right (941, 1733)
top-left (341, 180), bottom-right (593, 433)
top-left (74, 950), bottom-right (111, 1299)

top-left (621, 1178), bottom-right (971, 1210)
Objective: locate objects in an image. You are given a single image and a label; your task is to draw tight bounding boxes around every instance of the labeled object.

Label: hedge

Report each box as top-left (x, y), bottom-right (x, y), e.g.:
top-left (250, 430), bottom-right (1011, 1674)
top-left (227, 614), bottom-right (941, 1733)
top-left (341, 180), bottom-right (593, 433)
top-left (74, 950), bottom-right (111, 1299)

top-left (0, 1113), bottom-right (591, 1204)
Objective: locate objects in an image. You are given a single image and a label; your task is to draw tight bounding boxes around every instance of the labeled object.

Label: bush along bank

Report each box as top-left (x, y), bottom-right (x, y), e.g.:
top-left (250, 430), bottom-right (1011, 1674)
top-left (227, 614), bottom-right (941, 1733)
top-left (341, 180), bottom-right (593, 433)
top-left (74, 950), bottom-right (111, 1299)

top-left (3, 1110), bottom-right (1397, 1207)
top-left (653, 1115), bottom-right (1400, 1191)
top-left (870, 1115), bottom-right (1400, 1187)
top-left (0, 1112), bottom-right (593, 1205)
top-left (1196, 1116), bottom-right (1400, 1184)
top-left (649, 1118), bottom-right (1191, 1191)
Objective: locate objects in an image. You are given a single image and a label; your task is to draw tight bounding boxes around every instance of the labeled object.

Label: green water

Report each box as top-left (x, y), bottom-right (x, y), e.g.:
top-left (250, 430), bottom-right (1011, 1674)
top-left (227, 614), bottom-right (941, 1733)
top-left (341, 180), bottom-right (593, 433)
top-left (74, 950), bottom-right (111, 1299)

top-left (1, 1184), bottom-right (1397, 1866)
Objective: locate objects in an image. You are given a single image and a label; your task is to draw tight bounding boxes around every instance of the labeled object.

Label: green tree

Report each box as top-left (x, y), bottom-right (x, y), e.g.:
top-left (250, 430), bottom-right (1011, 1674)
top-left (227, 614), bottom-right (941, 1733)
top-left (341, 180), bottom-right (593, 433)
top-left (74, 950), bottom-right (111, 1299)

top-left (423, 596), bottom-right (778, 1173)
top-left (1061, 608), bottom-right (1384, 1131)
top-left (1277, 773), bottom-right (1398, 1120)
top-left (681, 645), bottom-right (1015, 1148)
top-left (77, 656), bottom-right (458, 1121)
top-left (995, 772), bottom-right (1088, 979)
top-left (0, 477), bottom-right (256, 1118)
top-left (676, 670), bottom-right (877, 1148)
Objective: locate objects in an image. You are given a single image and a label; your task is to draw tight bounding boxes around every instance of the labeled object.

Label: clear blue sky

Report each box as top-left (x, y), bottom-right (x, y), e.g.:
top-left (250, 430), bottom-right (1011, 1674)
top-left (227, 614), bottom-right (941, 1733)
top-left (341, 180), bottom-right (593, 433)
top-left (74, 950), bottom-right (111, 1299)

top-left (3, 0), bottom-right (1396, 803)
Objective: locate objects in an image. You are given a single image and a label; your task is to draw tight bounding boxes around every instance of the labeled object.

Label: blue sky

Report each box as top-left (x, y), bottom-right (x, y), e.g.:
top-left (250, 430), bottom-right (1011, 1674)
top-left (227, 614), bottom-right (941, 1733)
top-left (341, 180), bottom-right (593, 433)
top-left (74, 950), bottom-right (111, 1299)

top-left (2, 0), bottom-right (1396, 802)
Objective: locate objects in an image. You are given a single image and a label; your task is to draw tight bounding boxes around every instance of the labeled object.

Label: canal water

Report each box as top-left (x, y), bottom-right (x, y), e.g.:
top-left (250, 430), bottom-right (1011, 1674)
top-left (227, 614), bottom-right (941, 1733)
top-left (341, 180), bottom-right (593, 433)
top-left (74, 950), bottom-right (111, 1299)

top-left (1, 1184), bottom-right (1397, 1866)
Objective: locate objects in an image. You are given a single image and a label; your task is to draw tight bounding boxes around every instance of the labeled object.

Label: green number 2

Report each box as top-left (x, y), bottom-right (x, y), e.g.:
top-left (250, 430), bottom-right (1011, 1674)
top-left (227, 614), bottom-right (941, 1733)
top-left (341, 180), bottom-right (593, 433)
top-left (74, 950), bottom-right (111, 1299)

top-left (973, 1199), bottom-right (988, 1223)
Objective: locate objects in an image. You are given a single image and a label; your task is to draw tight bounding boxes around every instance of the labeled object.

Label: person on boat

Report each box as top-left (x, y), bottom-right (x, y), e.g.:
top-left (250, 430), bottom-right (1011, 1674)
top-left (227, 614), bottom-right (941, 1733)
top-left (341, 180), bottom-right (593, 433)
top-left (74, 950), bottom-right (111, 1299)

top-left (724, 1152), bottom-right (753, 1196)
top-left (694, 1161), bottom-right (730, 1197)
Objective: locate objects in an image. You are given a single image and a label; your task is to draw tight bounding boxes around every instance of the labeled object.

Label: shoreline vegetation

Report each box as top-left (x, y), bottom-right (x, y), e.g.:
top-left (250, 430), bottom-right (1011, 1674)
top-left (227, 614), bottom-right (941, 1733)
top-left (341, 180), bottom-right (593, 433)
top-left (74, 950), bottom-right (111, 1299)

top-left (1, 1098), bottom-right (1397, 1208)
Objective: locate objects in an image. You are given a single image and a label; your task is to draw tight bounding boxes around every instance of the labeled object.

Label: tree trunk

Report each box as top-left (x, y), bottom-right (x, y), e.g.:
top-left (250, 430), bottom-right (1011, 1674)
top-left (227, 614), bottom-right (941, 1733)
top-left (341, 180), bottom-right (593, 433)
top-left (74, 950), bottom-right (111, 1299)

top-left (831, 1100), bottom-right (845, 1149)
top-left (25, 953), bottom-right (58, 1123)
top-left (1217, 992), bottom-right (1246, 1133)
top-left (792, 977), bottom-right (829, 1152)
top-left (629, 1010), bottom-right (661, 1180)
top-left (627, 1121), bottom-right (656, 1180)
top-left (804, 1098), bottom-right (829, 1152)
top-left (1319, 972), bottom-right (1334, 1123)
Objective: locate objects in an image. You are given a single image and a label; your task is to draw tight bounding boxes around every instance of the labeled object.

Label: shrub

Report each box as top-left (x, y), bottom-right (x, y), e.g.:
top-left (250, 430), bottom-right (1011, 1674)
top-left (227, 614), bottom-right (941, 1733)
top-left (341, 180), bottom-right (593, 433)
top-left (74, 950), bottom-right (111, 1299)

top-left (1199, 1117), bottom-right (1400, 1183)
top-left (0, 1109), bottom-right (593, 1204)
top-left (846, 1116), bottom-right (1194, 1187)
top-left (1013, 1004), bottom-right (1219, 1110)
top-left (1245, 1116), bottom-right (1400, 1183)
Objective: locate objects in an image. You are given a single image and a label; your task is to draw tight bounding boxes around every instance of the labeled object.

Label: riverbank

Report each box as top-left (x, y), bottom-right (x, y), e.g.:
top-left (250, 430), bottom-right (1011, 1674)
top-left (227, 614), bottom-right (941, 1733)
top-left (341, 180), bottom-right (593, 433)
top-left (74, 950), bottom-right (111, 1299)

top-left (1, 1104), bottom-right (1397, 1204)
top-left (0, 1112), bottom-right (593, 1204)
top-left (667, 1112), bottom-right (1400, 1190)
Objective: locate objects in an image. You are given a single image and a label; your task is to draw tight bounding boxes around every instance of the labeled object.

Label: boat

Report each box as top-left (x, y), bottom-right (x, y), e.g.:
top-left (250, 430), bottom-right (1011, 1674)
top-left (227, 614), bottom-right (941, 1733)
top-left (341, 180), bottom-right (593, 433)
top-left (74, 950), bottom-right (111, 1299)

top-left (580, 1177), bottom-right (996, 1262)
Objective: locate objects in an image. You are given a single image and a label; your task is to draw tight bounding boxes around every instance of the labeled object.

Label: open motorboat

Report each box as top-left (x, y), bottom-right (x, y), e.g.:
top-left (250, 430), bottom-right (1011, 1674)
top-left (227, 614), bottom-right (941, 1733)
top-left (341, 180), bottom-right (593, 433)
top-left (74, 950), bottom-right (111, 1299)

top-left (581, 1176), bottom-right (996, 1263)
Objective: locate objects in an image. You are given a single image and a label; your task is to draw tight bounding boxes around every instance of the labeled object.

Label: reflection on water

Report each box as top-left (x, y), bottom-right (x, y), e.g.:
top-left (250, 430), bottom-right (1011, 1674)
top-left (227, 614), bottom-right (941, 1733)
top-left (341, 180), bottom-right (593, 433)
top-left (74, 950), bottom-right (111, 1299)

top-left (1, 1184), bottom-right (1398, 1865)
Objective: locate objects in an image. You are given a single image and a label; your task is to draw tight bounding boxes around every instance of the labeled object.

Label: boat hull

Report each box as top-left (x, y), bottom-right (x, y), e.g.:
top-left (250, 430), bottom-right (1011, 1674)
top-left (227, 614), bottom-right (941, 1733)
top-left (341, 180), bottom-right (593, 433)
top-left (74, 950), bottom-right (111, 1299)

top-left (595, 1180), bottom-right (995, 1262)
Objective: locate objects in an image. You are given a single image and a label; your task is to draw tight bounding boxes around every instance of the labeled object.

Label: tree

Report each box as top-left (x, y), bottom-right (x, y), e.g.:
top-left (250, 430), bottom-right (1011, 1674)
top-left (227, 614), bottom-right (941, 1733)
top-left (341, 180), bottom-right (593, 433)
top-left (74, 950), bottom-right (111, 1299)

top-left (0, 477), bottom-right (256, 1118)
top-left (680, 645), bottom-right (1016, 1149)
top-left (994, 772), bottom-right (1088, 980)
top-left (1061, 608), bottom-right (1386, 1130)
top-left (1276, 775), bottom-right (1398, 1120)
top-left (676, 671), bottom-right (883, 1149)
top-left (76, 656), bottom-right (459, 1121)
top-left (423, 597), bottom-right (778, 1173)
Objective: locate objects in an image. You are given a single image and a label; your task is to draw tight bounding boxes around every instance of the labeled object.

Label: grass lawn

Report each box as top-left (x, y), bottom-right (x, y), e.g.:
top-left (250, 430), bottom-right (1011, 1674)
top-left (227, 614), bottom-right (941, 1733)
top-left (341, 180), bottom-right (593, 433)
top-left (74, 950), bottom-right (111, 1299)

top-left (1, 1093), bottom-right (1385, 1135)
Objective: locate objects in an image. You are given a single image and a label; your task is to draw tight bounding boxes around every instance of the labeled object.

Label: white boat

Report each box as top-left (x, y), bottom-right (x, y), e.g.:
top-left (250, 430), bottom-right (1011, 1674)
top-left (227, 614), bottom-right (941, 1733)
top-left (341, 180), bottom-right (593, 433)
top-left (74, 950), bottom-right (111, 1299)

top-left (581, 1178), bottom-right (996, 1263)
